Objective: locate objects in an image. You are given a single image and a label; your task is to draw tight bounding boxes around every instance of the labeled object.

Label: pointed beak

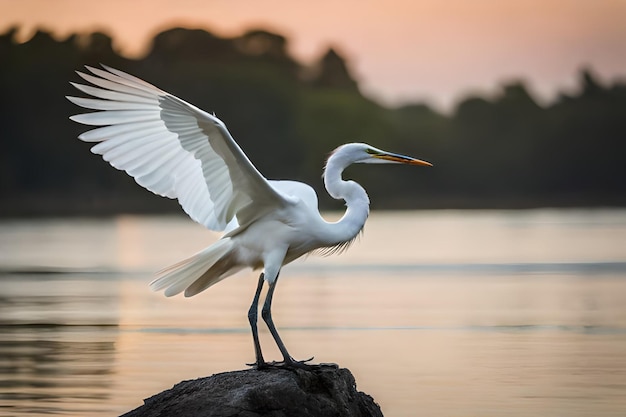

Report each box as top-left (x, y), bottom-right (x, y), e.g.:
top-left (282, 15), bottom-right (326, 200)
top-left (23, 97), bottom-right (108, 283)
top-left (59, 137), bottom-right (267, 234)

top-left (373, 152), bottom-right (433, 166)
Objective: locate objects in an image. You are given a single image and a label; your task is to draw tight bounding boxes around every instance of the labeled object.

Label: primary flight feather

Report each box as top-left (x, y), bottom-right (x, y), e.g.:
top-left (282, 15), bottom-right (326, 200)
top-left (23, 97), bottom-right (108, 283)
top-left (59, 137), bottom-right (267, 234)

top-left (68, 65), bottom-right (432, 368)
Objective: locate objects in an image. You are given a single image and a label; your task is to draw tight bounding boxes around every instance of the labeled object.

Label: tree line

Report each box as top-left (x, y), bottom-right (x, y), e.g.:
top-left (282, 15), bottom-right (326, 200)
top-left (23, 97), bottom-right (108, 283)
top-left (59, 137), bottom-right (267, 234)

top-left (1, 26), bottom-right (625, 216)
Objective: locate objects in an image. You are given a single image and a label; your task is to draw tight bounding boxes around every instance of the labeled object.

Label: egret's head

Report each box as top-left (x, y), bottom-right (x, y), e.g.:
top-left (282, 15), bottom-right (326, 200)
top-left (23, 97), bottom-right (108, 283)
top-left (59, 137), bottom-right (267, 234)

top-left (331, 143), bottom-right (432, 167)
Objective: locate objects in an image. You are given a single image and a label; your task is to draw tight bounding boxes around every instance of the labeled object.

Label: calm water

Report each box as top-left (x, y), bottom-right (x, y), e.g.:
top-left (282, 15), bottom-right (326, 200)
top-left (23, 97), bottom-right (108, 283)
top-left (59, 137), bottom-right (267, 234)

top-left (1, 209), bottom-right (625, 416)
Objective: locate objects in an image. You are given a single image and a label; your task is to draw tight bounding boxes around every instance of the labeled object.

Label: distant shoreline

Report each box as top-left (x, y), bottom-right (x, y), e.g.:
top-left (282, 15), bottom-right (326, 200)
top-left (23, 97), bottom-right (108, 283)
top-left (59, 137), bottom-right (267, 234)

top-left (2, 194), bottom-right (625, 219)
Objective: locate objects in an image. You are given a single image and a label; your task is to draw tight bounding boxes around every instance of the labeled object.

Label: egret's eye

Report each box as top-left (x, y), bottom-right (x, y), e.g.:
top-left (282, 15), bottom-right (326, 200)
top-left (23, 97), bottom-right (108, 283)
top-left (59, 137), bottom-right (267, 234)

top-left (366, 148), bottom-right (381, 156)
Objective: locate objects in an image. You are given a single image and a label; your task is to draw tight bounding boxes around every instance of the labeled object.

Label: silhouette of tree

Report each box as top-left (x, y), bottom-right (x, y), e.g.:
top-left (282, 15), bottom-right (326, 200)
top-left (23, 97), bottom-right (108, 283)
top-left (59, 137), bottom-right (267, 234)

top-left (310, 47), bottom-right (360, 92)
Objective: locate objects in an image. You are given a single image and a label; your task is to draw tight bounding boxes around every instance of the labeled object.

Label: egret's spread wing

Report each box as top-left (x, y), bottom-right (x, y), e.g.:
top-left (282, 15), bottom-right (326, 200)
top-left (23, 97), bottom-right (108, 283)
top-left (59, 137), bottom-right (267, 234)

top-left (68, 65), bottom-right (293, 231)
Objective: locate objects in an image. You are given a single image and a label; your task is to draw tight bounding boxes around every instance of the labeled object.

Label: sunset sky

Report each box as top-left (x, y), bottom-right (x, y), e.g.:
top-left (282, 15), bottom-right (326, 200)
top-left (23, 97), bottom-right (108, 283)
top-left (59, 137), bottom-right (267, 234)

top-left (2, 0), bottom-right (626, 110)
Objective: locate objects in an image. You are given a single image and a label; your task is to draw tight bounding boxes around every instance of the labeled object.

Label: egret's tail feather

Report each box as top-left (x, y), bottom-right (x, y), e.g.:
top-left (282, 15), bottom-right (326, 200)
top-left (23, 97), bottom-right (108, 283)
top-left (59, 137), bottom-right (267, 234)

top-left (150, 238), bottom-right (237, 297)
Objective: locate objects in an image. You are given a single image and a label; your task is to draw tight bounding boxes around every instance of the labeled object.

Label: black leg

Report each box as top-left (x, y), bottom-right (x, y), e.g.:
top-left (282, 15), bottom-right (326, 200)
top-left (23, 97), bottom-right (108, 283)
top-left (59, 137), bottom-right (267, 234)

top-left (261, 274), bottom-right (314, 369)
top-left (247, 273), bottom-right (266, 368)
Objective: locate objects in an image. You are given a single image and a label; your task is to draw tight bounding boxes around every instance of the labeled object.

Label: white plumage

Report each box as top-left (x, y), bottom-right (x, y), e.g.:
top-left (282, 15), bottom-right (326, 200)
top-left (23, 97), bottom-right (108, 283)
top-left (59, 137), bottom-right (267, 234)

top-left (68, 65), bottom-right (431, 368)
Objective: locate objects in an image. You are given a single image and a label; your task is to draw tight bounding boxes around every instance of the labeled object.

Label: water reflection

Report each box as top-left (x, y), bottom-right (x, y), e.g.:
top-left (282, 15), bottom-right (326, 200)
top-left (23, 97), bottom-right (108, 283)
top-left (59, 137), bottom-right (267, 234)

top-left (0, 210), bottom-right (625, 416)
top-left (0, 275), bottom-right (120, 415)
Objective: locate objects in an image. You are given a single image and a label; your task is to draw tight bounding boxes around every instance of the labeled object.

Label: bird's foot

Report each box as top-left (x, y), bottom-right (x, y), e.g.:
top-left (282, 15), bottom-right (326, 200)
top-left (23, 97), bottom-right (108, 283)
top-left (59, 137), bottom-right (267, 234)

top-left (247, 359), bottom-right (270, 370)
top-left (249, 356), bottom-right (324, 370)
top-left (278, 357), bottom-right (339, 370)
top-left (279, 356), bottom-right (316, 369)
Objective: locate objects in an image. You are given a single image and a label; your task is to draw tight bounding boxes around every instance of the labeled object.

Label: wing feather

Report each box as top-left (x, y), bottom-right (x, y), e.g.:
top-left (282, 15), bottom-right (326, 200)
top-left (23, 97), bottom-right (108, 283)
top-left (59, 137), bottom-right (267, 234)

top-left (101, 64), bottom-right (163, 90)
top-left (82, 123), bottom-right (164, 144)
top-left (67, 96), bottom-right (154, 111)
top-left (76, 71), bottom-right (156, 99)
top-left (70, 110), bottom-right (160, 126)
top-left (70, 82), bottom-right (155, 104)
top-left (68, 65), bottom-right (293, 231)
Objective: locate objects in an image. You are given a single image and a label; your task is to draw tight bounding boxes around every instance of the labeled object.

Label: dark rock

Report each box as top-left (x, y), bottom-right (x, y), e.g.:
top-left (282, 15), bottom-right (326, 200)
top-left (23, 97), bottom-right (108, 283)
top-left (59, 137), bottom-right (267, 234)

top-left (120, 364), bottom-right (383, 417)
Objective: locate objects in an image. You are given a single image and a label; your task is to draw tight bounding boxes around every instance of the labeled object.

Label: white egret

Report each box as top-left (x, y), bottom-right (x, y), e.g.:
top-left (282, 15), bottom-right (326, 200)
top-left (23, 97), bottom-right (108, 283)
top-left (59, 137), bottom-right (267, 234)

top-left (67, 65), bottom-right (432, 369)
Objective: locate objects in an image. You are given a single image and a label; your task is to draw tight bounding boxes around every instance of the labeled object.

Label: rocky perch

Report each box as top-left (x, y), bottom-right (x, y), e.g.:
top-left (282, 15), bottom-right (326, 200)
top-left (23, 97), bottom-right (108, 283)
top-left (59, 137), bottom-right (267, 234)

top-left (120, 364), bottom-right (383, 417)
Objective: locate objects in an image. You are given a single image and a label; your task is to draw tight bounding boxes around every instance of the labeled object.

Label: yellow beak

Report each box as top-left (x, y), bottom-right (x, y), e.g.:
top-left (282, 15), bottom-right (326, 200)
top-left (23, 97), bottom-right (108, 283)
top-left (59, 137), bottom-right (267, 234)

top-left (373, 152), bottom-right (433, 166)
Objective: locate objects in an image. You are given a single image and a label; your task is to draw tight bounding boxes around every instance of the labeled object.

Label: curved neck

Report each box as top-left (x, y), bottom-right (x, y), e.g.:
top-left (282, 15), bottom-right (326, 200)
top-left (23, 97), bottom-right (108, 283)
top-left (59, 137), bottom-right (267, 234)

top-left (321, 154), bottom-right (370, 245)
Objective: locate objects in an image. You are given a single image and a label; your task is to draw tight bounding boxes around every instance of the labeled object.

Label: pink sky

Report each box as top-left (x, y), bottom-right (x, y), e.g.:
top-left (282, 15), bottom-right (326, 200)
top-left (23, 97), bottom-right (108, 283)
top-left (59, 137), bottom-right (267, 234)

top-left (2, 0), bottom-right (626, 110)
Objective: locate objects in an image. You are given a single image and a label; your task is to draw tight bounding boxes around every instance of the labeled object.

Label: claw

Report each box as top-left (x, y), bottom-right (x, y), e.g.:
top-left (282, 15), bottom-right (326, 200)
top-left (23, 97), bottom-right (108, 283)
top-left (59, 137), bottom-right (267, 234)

top-left (247, 360), bottom-right (271, 370)
top-left (282, 356), bottom-right (310, 369)
top-left (272, 357), bottom-right (317, 370)
top-left (247, 356), bottom-right (319, 370)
